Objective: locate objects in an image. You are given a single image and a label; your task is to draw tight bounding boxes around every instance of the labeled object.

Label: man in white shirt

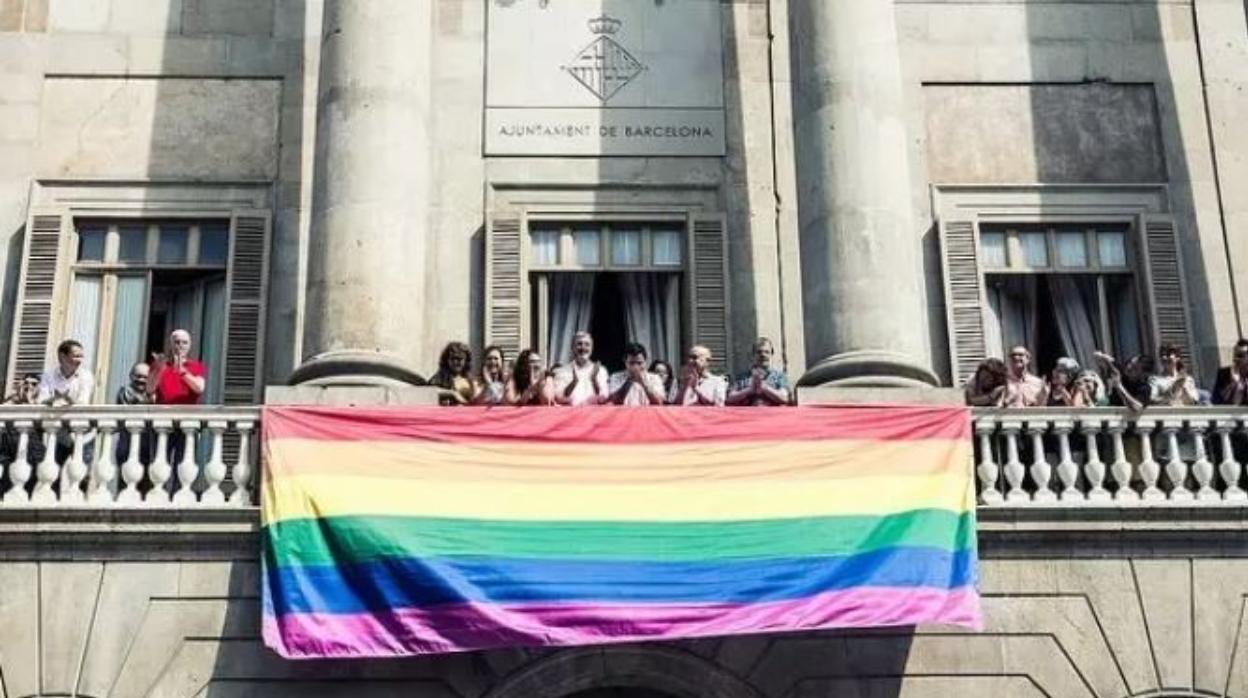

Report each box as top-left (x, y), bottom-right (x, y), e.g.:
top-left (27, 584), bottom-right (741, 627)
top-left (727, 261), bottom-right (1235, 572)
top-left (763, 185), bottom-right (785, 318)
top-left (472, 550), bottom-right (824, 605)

top-left (672, 345), bottom-right (727, 406)
top-left (553, 331), bottom-right (609, 406)
top-left (38, 339), bottom-right (95, 407)
top-left (608, 342), bottom-right (668, 406)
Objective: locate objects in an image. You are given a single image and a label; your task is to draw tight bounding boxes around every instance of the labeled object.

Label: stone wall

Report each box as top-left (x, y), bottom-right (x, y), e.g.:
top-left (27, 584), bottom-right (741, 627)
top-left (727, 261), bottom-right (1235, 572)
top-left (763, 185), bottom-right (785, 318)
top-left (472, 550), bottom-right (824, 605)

top-left (0, 509), bottom-right (1244, 697)
top-left (0, 0), bottom-right (316, 385)
top-left (1, 0), bottom-right (1247, 387)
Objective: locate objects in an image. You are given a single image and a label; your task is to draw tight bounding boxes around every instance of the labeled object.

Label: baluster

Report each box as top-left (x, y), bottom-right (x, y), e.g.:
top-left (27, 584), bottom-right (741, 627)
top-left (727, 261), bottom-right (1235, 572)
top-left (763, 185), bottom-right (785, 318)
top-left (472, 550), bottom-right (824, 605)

top-left (976, 420), bottom-right (1002, 505)
top-left (229, 421), bottom-right (255, 506)
top-left (146, 419), bottom-right (173, 505)
top-left (86, 420), bottom-right (117, 505)
top-left (200, 420), bottom-right (228, 505)
top-left (1082, 418), bottom-right (1110, 502)
top-left (1107, 419), bottom-right (1137, 502)
top-left (31, 421), bottom-right (61, 505)
top-left (1217, 419), bottom-right (1246, 501)
top-left (116, 419), bottom-right (146, 506)
top-left (1052, 419), bottom-right (1080, 501)
top-left (1189, 419), bottom-right (1217, 501)
top-left (1028, 421), bottom-right (1055, 503)
top-left (3, 420), bottom-right (34, 504)
top-left (58, 420), bottom-right (91, 505)
top-left (172, 420), bottom-right (200, 506)
top-left (1137, 419), bottom-right (1163, 501)
top-left (1001, 421), bottom-right (1027, 503)
top-left (1161, 420), bottom-right (1192, 501)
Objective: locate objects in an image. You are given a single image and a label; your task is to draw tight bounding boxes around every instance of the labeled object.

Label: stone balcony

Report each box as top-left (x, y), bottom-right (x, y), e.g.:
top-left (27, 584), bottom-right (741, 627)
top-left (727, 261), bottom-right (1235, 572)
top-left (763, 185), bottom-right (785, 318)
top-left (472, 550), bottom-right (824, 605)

top-left (0, 403), bottom-right (1245, 515)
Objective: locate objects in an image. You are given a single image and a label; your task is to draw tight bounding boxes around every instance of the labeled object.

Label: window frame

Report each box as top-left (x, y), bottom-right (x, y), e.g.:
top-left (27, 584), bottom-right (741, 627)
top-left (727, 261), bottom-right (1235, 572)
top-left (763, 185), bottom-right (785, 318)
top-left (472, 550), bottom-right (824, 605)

top-left (66, 218), bottom-right (232, 404)
top-left (527, 221), bottom-right (688, 273)
top-left (932, 183), bottom-right (1189, 384)
top-left (978, 222), bottom-right (1145, 359)
top-left (525, 219), bottom-right (691, 364)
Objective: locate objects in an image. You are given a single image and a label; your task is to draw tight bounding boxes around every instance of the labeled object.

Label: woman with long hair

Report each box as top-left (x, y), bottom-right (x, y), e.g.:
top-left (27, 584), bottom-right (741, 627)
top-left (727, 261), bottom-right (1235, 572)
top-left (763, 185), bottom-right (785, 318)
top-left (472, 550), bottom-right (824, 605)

top-left (964, 357), bottom-right (1008, 407)
top-left (473, 345), bottom-right (507, 405)
top-left (506, 349), bottom-right (554, 406)
top-left (430, 341), bottom-right (476, 405)
top-left (649, 359), bottom-right (674, 403)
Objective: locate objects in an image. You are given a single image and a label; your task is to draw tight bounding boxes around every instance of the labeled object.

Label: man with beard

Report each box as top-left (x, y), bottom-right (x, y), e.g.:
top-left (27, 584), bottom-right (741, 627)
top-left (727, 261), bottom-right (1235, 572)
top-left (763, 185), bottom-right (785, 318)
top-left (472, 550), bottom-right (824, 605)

top-left (553, 331), bottom-right (608, 406)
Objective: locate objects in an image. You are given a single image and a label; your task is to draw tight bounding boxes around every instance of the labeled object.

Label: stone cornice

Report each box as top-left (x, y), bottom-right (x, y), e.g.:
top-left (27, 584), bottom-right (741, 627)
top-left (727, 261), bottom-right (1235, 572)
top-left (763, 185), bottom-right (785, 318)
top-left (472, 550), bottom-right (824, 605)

top-left (0, 507), bottom-right (1243, 561)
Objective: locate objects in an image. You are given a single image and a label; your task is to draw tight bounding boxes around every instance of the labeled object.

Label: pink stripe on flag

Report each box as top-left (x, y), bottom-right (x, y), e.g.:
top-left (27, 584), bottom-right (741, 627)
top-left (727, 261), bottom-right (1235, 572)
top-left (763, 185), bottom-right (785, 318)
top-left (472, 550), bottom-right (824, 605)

top-left (263, 586), bottom-right (982, 659)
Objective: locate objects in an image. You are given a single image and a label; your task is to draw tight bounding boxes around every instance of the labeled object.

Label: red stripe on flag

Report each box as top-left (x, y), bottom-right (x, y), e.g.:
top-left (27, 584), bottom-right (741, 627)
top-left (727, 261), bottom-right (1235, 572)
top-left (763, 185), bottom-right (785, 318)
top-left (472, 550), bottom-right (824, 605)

top-left (262, 405), bottom-right (970, 445)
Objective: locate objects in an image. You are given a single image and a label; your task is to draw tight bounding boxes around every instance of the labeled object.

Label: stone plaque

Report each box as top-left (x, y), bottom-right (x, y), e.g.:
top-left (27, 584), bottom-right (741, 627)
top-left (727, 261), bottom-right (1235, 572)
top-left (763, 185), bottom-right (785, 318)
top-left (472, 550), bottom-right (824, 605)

top-left (486, 0), bottom-right (725, 157)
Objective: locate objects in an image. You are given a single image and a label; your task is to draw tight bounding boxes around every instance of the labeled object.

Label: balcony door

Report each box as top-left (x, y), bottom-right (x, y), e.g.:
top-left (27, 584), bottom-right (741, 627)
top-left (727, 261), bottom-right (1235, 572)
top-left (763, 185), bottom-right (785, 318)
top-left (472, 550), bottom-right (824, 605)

top-left (528, 222), bottom-right (685, 370)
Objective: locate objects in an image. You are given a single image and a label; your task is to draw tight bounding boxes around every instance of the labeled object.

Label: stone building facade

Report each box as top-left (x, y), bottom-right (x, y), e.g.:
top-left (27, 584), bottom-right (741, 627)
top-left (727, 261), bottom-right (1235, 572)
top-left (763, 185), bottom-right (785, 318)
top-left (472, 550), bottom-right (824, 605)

top-left (1, 0), bottom-right (1248, 696)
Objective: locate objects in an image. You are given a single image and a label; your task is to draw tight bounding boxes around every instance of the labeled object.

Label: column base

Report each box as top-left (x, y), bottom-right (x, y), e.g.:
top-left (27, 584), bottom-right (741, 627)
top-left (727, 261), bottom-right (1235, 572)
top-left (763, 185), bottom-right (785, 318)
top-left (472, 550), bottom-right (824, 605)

top-left (796, 350), bottom-right (940, 388)
top-left (288, 350), bottom-right (427, 387)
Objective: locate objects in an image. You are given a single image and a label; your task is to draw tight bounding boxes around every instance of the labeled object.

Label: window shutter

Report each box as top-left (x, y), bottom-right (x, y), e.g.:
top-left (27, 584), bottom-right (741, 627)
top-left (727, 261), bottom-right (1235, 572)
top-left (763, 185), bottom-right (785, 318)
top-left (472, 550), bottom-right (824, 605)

top-left (689, 214), bottom-right (732, 373)
top-left (485, 215), bottom-right (524, 361)
top-left (1138, 214), bottom-right (1194, 363)
top-left (938, 218), bottom-right (988, 386)
top-left (221, 211), bottom-right (270, 404)
top-left (7, 209), bottom-right (69, 385)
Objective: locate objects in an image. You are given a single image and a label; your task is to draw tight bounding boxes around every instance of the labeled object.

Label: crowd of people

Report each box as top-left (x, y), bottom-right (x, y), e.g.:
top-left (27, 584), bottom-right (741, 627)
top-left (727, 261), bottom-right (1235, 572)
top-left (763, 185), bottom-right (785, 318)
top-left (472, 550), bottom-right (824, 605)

top-left (4, 330), bottom-right (207, 409)
top-left (427, 333), bottom-right (792, 407)
top-left (964, 340), bottom-right (1248, 409)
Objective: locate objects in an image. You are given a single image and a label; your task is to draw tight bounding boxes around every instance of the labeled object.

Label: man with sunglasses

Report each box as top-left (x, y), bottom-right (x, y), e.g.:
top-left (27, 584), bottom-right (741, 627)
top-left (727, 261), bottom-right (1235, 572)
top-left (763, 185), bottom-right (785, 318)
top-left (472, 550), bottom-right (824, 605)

top-left (672, 345), bottom-right (727, 406)
top-left (1212, 339), bottom-right (1248, 406)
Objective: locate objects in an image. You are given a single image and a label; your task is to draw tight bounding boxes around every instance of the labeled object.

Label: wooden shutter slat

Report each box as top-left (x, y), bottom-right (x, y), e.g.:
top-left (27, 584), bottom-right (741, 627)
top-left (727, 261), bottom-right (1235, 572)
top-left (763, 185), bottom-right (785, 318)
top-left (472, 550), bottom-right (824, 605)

top-left (8, 211), bottom-right (67, 384)
top-left (939, 219), bottom-right (987, 385)
top-left (485, 216), bottom-right (524, 361)
top-left (222, 212), bottom-right (270, 405)
top-left (690, 214), bottom-right (731, 373)
top-left (1139, 214), bottom-right (1195, 367)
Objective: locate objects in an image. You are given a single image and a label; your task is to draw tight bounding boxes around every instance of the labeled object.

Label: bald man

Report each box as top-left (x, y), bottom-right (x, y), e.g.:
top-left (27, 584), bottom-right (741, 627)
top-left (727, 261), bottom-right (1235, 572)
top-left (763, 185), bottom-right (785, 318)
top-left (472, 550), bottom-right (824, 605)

top-left (150, 329), bottom-right (207, 405)
top-left (672, 345), bottom-right (727, 406)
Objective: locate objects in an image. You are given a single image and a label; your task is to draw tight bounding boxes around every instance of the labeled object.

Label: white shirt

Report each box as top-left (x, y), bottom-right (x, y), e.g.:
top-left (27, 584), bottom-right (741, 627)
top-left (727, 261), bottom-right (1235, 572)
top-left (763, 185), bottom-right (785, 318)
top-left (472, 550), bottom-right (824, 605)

top-left (608, 371), bottom-right (667, 406)
top-left (672, 373), bottom-right (728, 406)
top-left (38, 366), bottom-right (95, 406)
top-left (553, 361), bottom-right (609, 406)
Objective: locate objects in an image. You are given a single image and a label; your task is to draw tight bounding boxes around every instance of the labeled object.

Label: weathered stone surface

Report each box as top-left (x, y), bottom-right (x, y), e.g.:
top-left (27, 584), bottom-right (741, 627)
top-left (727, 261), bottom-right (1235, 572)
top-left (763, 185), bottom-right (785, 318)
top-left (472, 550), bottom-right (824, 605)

top-left (77, 562), bottom-right (180, 697)
top-left (182, 0), bottom-right (272, 36)
top-left (37, 77), bottom-right (279, 179)
top-left (923, 84), bottom-right (1166, 184)
top-left (47, 0), bottom-right (108, 33)
top-left (39, 562), bottom-right (103, 695)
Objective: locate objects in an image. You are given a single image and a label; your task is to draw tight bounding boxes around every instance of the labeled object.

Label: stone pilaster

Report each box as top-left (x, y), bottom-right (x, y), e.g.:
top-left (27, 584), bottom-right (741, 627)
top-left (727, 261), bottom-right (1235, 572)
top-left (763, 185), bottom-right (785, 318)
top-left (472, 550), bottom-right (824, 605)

top-left (788, 0), bottom-right (938, 388)
top-left (292, 0), bottom-right (432, 386)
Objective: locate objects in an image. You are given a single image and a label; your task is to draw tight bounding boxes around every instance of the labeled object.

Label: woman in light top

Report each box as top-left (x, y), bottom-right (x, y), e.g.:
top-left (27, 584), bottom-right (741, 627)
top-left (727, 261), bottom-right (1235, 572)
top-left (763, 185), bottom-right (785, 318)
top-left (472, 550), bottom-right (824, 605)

top-left (1149, 343), bottom-right (1199, 406)
top-left (473, 345), bottom-right (507, 405)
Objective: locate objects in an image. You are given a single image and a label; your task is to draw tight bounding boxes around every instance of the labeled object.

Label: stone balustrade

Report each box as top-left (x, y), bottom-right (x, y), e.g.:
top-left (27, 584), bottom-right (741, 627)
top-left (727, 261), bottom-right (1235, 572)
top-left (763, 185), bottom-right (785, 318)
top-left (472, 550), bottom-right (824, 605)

top-left (6, 404), bottom-right (1248, 510)
top-left (973, 407), bottom-right (1248, 506)
top-left (0, 406), bottom-right (259, 508)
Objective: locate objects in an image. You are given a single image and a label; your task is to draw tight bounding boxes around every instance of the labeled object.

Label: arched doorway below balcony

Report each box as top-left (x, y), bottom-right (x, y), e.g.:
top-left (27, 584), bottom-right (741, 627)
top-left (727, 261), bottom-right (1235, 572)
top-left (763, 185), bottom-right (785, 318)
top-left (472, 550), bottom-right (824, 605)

top-left (484, 646), bottom-right (762, 698)
top-left (563, 689), bottom-right (679, 698)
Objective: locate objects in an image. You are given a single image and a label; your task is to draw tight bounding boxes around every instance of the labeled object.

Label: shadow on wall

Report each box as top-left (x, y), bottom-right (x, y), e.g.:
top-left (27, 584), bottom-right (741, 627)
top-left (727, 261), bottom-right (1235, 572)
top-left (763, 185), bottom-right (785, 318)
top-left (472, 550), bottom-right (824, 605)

top-left (145, 0), bottom-right (300, 385)
top-left (1024, 2), bottom-right (1219, 378)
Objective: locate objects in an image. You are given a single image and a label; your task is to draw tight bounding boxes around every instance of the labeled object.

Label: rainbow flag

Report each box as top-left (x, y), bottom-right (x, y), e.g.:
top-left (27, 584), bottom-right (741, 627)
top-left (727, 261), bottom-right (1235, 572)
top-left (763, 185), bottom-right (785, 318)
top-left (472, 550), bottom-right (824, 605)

top-left (261, 405), bottom-right (979, 659)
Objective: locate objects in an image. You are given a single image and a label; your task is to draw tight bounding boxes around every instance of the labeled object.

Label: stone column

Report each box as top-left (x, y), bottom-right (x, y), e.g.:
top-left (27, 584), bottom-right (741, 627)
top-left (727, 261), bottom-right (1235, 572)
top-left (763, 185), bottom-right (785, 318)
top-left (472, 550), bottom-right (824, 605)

top-left (789, 0), bottom-right (938, 387)
top-left (291, 0), bottom-right (432, 386)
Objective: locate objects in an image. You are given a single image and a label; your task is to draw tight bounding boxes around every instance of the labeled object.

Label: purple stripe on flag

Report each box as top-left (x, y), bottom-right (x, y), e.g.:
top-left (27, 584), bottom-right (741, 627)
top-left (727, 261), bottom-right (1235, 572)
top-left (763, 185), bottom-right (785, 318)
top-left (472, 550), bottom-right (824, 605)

top-left (263, 585), bottom-right (982, 659)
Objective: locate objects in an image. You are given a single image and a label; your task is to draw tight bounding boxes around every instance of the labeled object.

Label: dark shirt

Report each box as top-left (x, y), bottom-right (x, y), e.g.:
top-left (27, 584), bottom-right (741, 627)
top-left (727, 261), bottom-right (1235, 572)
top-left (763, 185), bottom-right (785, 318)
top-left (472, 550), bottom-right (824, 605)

top-left (1108, 377), bottom-right (1151, 408)
top-left (1212, 367), bottom-right (1248, 406)
top-left (115, 384), bottom-right (151, 406)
